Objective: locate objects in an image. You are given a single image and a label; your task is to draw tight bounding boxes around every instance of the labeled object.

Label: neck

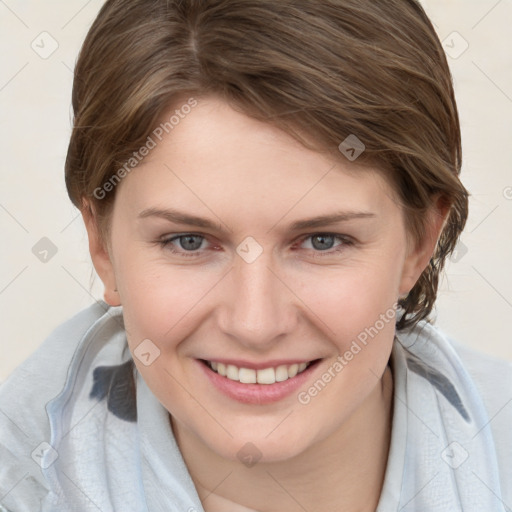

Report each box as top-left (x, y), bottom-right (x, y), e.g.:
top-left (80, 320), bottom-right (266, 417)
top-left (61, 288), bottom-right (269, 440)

top-left (173, 366), bottom-right (394, 512)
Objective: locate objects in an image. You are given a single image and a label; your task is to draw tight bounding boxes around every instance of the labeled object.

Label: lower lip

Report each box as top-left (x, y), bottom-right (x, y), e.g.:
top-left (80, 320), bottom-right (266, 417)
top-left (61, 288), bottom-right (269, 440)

top-left (197, 359), bottom-right (322, 404)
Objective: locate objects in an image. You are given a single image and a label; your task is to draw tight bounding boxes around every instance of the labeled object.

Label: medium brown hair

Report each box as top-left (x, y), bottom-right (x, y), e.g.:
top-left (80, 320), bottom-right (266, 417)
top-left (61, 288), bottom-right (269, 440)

top-left (65, 0), bottom-right (469, 331)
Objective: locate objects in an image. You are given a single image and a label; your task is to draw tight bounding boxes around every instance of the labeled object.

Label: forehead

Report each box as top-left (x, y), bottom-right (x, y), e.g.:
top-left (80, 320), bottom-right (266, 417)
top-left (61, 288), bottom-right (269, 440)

top-left (116, 96), bottom-right (400, 220)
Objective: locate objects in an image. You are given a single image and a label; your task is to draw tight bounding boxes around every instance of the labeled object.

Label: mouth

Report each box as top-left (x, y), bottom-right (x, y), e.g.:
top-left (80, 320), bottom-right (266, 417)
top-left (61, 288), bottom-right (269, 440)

top-left (200, 359), bottom-right (320, 385)
top-left (197, 357), bottom-right (324, 404)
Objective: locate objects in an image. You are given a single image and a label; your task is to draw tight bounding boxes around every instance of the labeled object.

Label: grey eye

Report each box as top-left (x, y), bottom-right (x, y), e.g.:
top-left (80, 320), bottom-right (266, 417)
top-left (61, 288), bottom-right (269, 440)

top-left (176, 235), bottom-right (204, 251)
top-left (310, 234), bottom-right (336, 251)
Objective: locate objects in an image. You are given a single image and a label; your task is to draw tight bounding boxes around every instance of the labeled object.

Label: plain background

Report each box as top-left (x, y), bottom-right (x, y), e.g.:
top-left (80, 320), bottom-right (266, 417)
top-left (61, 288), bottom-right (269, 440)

top-left (1, 0), bottom-right (511, 382)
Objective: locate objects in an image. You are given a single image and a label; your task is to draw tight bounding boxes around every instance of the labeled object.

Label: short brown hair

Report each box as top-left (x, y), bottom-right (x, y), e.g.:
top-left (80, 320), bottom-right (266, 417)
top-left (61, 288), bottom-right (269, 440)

top-left (65, 0), bottom-right (469, 331)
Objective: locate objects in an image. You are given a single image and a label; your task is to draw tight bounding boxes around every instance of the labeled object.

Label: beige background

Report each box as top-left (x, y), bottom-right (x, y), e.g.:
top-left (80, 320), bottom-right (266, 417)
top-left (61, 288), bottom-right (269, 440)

top-left (1, 0), bottom-right (511, 381)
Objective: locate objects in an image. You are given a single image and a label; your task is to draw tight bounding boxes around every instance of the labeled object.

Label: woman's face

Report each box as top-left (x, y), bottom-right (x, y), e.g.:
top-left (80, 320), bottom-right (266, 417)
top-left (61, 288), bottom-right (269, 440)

top-left (89, 96), bottom-right (437, 463)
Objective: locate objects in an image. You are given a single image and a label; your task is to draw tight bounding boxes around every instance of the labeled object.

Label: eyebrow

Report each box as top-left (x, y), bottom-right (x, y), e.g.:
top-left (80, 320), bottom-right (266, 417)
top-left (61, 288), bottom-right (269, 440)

top-left (138, 207), bottom-right (376, 232)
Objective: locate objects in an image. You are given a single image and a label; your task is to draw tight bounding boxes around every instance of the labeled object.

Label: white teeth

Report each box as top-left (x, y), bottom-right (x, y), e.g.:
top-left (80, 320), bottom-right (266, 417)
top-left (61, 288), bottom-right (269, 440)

top-left (275, 365), bottom-right (289, 382)
top-left (239, 368), bottom-right (257, 383)
top-left (226, 364), bottom-right (239, 380)
top-left (288, 364), bottom-right (299, 378)
top-left (208, 360), bottom-right (312, 384)
top-left (257, 367), bottom-right (275, 384)
top-left (217, 362), bottom-right (226, 376)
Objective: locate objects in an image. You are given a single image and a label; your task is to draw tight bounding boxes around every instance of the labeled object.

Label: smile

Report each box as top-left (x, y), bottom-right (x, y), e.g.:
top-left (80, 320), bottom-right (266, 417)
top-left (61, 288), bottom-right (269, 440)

top-left (204, 360), bottom-right (313, 384)
top-left (197, 358), bottom-right (322, 404)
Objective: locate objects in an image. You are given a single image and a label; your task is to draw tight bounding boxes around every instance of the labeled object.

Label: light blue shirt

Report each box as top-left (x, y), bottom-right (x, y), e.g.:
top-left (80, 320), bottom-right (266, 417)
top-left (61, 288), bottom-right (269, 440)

top-left (0, 302), bottom-right (510, 511)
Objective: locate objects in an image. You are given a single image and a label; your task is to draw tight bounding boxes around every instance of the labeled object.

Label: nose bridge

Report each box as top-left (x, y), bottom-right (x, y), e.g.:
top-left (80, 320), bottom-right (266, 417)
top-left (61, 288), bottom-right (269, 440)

top-left (218, 249), bottom-right (294, 346)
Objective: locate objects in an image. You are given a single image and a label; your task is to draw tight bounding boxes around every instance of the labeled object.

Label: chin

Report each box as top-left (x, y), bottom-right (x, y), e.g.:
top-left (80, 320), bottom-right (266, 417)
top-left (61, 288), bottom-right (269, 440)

top-left (213, 427), bottom-right (316, 465)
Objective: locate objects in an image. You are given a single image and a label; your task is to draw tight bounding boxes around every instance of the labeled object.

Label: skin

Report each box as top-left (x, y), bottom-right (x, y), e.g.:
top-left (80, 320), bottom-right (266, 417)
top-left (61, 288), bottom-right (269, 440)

top-left (83, 96), bottom-right (447, 511)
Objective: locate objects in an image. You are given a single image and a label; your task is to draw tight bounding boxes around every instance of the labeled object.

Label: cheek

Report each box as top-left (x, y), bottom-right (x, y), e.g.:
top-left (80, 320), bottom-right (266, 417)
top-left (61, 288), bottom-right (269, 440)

top-left (118, 262), bottom-right (212, 407)
top-left (293, 258), bottom-right (402, 346)
top-left (117, 254), bottom-right (222, 360)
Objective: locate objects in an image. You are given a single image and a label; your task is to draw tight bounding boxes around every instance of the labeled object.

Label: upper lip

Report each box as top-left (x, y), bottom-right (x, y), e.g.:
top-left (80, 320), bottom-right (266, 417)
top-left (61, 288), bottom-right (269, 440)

top-left (200, 358), bottom-right (320, 370)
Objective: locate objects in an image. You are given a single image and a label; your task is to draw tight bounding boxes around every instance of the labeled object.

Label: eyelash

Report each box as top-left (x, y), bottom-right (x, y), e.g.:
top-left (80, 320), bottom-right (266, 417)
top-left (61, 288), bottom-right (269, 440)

top-left (157, 233), bottom-right (354, 259)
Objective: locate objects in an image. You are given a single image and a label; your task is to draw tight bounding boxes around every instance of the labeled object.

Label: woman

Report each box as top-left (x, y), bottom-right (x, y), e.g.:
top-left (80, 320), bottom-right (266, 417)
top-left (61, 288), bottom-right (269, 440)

top-left (1, 0), bottom-right (510, 510)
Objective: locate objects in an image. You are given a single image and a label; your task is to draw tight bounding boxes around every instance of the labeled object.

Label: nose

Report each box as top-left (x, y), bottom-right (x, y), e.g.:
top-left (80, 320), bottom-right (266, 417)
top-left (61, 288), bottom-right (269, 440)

top-left (217, 250), bottom-right (297, 351)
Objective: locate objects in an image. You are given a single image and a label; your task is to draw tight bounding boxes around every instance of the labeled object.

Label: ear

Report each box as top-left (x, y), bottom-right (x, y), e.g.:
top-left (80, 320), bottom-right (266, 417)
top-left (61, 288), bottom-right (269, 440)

top-left (81, 201), bottom-right (121, 307)
top-left (398, 196), bottom-right (450, 297)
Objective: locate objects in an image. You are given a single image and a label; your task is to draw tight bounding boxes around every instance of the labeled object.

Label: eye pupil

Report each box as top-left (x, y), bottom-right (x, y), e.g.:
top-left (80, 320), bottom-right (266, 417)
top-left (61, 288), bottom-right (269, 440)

top-left (312, 234), bottom-right (334, 251)
top-left (180, 235), bottom-right (203, 251)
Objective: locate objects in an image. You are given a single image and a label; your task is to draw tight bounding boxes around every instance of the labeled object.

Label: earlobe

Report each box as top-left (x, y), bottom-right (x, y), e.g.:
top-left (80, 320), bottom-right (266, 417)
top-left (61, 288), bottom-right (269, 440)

top-left (81, 202), bottom-right (121, 307)
top-left (398, 199), bottom-right (449, 297)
